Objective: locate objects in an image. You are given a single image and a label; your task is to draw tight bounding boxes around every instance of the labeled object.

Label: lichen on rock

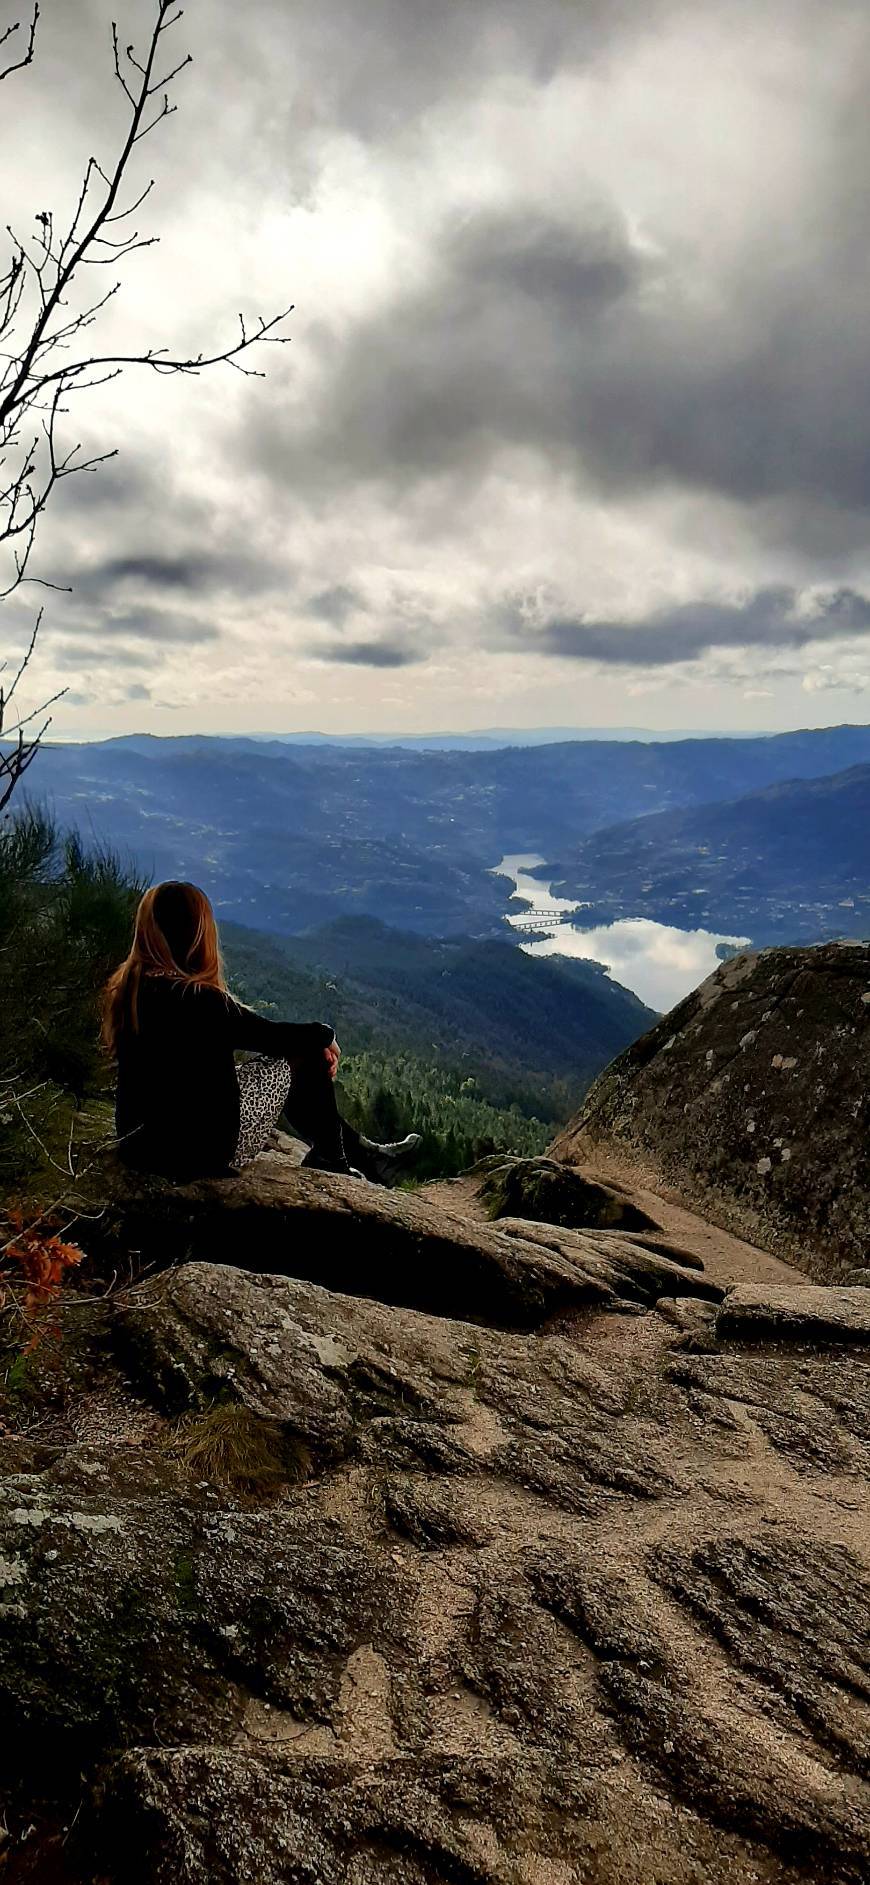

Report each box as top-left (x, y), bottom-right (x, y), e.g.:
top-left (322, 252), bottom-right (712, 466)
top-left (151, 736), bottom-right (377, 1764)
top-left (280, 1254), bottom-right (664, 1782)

top-left (554, 940), bottom-right (870, 1280)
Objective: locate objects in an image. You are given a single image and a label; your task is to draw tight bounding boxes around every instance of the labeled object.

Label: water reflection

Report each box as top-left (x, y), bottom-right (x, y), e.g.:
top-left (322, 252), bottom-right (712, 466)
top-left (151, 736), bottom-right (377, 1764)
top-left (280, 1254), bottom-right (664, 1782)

top-left (492, 854), bottom-right (751, 1012)
top-left (491, 852), bottom-right (585, 919)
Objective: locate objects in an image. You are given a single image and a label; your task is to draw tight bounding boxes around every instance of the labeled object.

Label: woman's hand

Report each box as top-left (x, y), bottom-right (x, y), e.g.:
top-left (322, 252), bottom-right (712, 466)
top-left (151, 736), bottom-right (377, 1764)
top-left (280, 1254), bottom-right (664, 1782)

top-left (324, 1039), bottom-right (341, 1081)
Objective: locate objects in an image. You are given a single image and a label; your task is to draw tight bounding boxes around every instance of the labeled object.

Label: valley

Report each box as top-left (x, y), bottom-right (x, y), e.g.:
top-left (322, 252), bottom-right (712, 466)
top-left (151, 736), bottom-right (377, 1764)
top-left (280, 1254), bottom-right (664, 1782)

top-left (7, 715), bottom-right (863, 1203)
top-left (17, 722), bottom-right (870, 1009)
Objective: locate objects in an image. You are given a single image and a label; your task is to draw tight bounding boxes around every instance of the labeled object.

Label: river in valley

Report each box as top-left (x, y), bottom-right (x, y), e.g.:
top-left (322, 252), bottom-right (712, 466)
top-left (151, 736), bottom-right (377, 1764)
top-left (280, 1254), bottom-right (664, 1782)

top-left (492, 854), bottom-right (752, 1013)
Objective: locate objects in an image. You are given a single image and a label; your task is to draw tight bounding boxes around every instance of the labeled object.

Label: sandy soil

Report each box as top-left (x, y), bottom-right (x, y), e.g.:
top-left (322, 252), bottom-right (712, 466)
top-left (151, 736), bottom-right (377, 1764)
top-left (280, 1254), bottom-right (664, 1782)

top-left (420, 1154), bottom-right (802, 1292)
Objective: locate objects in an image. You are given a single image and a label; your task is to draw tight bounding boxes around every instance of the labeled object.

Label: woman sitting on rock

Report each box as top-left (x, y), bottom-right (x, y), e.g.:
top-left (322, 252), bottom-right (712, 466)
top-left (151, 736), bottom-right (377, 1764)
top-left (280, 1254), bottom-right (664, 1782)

top-left (102, 879), bottom-right (419, 1183)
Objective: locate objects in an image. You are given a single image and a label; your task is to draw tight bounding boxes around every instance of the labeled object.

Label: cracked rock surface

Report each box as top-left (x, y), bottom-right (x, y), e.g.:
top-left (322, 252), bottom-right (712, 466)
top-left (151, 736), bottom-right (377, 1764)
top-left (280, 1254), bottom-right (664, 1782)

top-left (1, 1157), bottom-right (868, 1884)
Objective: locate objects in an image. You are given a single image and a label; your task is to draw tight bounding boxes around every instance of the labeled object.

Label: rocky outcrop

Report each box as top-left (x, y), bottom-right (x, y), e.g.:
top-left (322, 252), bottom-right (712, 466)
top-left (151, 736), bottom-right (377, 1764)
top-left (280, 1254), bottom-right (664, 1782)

top-left (553, 940), bottom-right (870, 1281)
top-left (475, 1154), bottom-right (659, 1233)
top-left (81, 1149), bottom-right (718, 1328)
top-left (716, 1283), bottom-right (870, 1344)
top-left (2, 1226), bottom-right (869, 1883)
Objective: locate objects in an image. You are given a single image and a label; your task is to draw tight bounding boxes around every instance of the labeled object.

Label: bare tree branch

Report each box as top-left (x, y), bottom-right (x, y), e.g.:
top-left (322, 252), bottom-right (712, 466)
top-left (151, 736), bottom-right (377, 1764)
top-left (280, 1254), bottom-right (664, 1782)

top-left (0, 606), bottom-right (63, 811)
top-left (0, 0), bottom-right (293, 811)
top-left (0, 3), bottom-right (38, 84)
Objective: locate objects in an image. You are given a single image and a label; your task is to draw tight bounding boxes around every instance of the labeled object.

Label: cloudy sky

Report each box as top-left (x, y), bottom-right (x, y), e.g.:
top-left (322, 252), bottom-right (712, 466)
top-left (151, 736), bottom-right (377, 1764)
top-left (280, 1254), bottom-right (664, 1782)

top-left (4, 0), bottom-right (870, 737)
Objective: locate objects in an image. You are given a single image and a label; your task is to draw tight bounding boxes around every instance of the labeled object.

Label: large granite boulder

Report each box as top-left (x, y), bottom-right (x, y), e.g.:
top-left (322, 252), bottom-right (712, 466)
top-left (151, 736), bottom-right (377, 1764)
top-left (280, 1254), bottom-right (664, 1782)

top-left (553, 940), bottom-right (870, 1281)
top-left (1, 1254), bottom-right (869, 1882)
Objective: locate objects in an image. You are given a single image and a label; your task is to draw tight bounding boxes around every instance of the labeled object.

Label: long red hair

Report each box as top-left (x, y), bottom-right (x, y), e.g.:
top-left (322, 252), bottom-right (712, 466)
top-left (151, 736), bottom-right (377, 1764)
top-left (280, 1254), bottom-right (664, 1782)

top-left (102, 879), bottom-right (226, 1055)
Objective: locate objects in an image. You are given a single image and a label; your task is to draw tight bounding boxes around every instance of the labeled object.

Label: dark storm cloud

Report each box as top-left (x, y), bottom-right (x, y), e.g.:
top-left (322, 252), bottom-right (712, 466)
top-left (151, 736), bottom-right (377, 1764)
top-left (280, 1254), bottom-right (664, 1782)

top-left (247, 207), bottom-right (645, 490)
top-left (70, 549), bottom-right (284, 601)
top-left (245, 126), bottom-right (870, 547)
top-left (94, 555), bottom-right (216, 592)
top-left (50, 453), bottom-right (159, 516)
top-left (313, 638), bottom-right (424, 668)
top-left (455, 211), bottom-right (643, 309)
top-left (520, 587), bottom-right (870, 666)
top-left (206, 0), bottom-right (673, 148)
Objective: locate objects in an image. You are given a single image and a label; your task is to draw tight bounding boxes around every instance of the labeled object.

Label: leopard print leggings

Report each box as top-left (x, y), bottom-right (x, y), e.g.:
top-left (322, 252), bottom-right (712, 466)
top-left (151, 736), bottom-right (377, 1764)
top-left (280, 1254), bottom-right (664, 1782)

top-left (233, 1053), bottom-right (294, 1169)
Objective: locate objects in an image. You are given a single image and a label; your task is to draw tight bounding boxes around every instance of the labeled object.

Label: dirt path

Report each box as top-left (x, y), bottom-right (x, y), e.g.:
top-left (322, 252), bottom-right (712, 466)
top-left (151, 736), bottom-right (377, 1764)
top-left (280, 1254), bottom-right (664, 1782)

top-left (420, 1158), bottom-right (802, 1292)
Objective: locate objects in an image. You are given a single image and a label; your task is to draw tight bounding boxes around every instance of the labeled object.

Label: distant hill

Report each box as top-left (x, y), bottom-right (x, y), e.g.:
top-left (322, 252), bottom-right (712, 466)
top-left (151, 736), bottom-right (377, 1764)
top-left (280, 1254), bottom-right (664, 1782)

top-left (222, 915), bottom-right (654, 1123)
top-left (553, 763), bottom-right (870, 943)
top-left (216, 725), bottom-right (746, 750)
top-left (15, 723), bottom-right (870, 938)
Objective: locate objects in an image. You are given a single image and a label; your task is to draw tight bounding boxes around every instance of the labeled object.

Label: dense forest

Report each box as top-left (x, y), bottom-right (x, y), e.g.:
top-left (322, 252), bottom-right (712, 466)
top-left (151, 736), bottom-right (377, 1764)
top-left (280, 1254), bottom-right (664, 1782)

top-left (334, 1053), bottom-right (549, 1179)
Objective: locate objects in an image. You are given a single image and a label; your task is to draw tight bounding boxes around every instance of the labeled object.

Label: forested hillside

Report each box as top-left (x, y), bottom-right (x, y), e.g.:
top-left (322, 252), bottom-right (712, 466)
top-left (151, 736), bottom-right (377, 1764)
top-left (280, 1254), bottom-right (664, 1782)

top-left (554, 762), bottom-right (870, 942)
top-left (222, 916), bottom-right (653, 1178)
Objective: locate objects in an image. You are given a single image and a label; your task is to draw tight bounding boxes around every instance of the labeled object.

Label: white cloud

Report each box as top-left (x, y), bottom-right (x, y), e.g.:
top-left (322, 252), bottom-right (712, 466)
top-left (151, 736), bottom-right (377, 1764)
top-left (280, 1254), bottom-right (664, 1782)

top-left (802, 663), bottom-right (870, 694)
top-left (3, 0), bottom-right (870, 738)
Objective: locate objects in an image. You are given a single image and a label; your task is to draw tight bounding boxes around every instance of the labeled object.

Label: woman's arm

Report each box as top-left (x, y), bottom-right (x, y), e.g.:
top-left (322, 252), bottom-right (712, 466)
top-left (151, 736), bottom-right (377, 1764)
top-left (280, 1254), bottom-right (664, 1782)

top-left (223, 993), bottom-right (335, 1059)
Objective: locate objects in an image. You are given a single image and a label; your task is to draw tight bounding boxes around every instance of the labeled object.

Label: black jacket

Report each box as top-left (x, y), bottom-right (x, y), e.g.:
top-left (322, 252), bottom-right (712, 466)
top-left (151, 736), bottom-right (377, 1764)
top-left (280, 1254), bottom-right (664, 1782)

top-left (115, 976), bottom-right (334, 1177)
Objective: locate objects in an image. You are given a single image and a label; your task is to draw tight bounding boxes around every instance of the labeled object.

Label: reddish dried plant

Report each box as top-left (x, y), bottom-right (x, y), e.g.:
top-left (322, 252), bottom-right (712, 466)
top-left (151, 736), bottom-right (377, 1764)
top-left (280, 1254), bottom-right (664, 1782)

top-left (1, 1206), bottom-right (85, 1346)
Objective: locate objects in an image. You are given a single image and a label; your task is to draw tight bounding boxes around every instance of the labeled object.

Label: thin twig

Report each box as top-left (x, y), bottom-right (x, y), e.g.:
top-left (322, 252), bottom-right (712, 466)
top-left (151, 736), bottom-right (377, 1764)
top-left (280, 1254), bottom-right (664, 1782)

top-left (0, 0), bottom-right (291, 814)
top-left (0, 3), bottom-right (38, 84)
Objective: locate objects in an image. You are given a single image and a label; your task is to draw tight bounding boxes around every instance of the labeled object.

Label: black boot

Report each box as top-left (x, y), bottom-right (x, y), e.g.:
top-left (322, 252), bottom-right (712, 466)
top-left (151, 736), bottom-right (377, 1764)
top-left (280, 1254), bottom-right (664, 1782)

top-left (281, 1066), bottom-right (364, 1177)
top-left (300, 1146), bottom-right (365, 1179)
top-left (346, 1130), bottom-right (422, 1186)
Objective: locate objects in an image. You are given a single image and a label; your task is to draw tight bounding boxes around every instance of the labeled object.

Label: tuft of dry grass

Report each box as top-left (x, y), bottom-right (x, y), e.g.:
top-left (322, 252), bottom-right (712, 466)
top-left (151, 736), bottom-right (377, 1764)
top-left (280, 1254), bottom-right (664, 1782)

top-left (165, 1400), bottom-right (311, 1496)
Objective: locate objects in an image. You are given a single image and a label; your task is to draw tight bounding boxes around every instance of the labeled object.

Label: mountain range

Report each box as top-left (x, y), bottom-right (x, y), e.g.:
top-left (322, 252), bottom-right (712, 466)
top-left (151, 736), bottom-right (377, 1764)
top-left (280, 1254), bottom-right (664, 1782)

top-left (16, 722), bottom-right (870, 941)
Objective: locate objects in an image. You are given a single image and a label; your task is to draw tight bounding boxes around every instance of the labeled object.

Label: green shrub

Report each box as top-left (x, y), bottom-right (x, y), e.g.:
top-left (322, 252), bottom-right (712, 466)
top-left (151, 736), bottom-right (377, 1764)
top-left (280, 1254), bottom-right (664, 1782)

top-left (0, 805), bottom-right (143, 1186)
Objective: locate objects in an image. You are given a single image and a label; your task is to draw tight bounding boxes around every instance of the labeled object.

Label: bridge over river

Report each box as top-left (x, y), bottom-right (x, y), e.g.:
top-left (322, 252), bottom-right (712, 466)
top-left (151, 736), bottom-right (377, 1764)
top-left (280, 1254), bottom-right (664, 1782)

top-left (494, 853), bottom-right (750, 1010)
top-left (507, 909), bottom-right (579, 933)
